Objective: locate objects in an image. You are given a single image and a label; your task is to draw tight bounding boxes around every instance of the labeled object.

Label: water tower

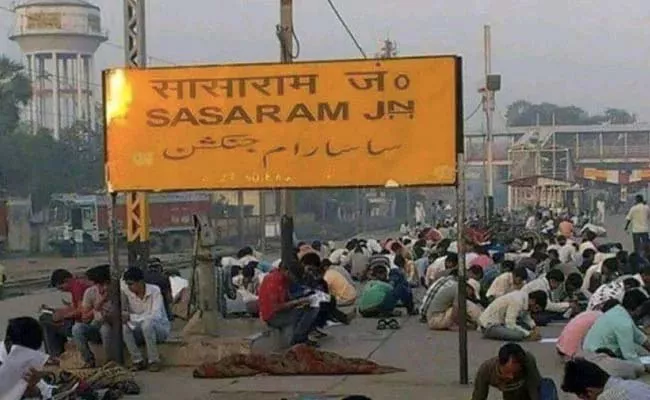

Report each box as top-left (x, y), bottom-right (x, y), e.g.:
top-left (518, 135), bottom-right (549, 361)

top-left (9, 0), bottom-right (108, 139)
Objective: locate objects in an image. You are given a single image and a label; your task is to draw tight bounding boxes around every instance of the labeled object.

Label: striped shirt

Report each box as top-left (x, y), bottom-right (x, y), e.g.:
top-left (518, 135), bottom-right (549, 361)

top-left (419, 275), bottom-right (456, 320)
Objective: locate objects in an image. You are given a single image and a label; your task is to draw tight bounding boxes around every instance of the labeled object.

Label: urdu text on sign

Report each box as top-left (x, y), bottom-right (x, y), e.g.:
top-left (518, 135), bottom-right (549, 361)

top-left (103, 56), bottom-right (462, 191)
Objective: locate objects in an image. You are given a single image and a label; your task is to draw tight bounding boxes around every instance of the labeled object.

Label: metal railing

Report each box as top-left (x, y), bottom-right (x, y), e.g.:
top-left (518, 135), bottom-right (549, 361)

top-left (576, 144), bottom-right (650, 160)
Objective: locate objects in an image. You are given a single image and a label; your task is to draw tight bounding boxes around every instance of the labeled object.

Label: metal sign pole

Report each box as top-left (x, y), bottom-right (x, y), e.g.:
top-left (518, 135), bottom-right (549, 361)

top-left (456, 151), bottom-right (468, 384)
top-left (107, 193), bottom-right (124, 364)
top-left (279, 0), bottom-right (295, 270)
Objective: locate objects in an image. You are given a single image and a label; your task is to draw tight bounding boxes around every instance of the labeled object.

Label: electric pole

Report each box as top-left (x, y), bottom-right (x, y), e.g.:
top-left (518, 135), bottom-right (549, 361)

top-left (109, 0), bottom-right (148, 364)
top-left (259, 190), bottom-right (266, 252)
top-left (483, 25), bottom-right (494, 220)
top-left (481, 25), bottom-right (501, 219)
top-left (124, 0), bottom-right (150, 270)
top-left (279, 0), bottom-right (295, 269)
top-left (378, 39), bottom-right (410, 224)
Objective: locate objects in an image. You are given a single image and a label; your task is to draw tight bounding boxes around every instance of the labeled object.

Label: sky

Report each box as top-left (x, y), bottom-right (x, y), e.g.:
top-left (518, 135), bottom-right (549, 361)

top-left (1, 0), bottom-right (649, 130)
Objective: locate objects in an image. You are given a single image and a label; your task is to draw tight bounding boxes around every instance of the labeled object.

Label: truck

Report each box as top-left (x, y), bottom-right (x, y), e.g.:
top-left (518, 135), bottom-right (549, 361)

top-left (47, 192), bottom-right (213, 256)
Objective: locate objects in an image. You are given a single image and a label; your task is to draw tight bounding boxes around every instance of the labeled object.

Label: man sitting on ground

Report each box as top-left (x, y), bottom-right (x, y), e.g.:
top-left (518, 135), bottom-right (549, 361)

top-left (583, 289), bottom-right (650, 367)
top-left (486, 266), bottom-right (528, 303)
top-left (521, 269), bottom-right (578, 324)
top-left (40, 269), bottom-right (91, 362)
top-left (359, 265), bottom-right (400, 318)
top-left (478, 290), bottom-right (547, 342)
top-left (587, 277), bottom-right (640, 311)
top-left (121, 267), bottom-right (171, 372)
top-left (472, 342), bottom-right (558, 400)
top-left (258, 261), bottom-right (320, 346)
top-left (561, 358), bottom-right (650, 398)
top-left (72, 264), bottom-right (113, 368)
top-left (323, 257), bottom-right (357, 307)
top-left (426, 277), bottom-right (483, 331)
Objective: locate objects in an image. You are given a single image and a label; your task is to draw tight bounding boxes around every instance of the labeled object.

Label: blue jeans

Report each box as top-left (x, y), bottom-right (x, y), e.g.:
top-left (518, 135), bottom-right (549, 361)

top-left (72, 322), bottom-right (111, 364)
top-left (539, 377), bottom-right (559, 400)
top-left (267, 307), bottom-right (320, 344)
top-left (122, 319), bottom-right (170, 364)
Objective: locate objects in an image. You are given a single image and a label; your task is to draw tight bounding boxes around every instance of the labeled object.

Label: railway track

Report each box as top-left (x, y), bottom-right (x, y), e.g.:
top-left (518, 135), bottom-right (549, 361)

top-left (3, 226), bottom-right (399, 295)
top-left (4, 258), bottom-right (194, 294)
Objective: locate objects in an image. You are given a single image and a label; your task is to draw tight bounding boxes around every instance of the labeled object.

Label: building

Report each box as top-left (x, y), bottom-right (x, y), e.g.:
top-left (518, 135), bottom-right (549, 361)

top-left (465, 123), bottom-right (650, 211)
top-left (9, 0), bottom-right (107, 139)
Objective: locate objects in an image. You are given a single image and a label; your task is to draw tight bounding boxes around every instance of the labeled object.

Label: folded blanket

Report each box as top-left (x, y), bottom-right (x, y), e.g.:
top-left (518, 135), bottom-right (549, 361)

top-left (193, 344), bottom-right (404, 378)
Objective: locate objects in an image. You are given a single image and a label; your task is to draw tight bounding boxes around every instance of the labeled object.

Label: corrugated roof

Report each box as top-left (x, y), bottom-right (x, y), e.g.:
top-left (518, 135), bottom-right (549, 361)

top-left (15, 0), bottom-right (99, 10)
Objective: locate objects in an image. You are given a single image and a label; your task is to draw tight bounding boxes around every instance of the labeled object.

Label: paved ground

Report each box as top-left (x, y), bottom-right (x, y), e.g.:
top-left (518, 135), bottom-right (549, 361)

top-left (0, 215), bottom-right (637, 399)
top-left (130, 318), bottom-right (569, 400)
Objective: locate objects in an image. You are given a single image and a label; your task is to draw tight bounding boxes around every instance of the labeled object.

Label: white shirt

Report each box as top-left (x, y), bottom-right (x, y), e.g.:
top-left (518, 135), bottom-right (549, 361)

top-left (521, 276), bottom-right (570, 313)
top-left (579, 241), bottom-right (597, 254)
top-left (479, 290), bottom-right (535, 336)
top-left (582, 263), bottom-right (602, 294)
top-left (525, 216), bottom-right (536, 230)
top-left (486, 272), bottom-right (515, 299)
top-left (558, 243), bottom-right (577, 264)
top-left (627, 203), bottom-right (650, 233)
top-left (122, 283), bottom-right (170, 328)
top-left (425, 256), bottom-right (447, 286)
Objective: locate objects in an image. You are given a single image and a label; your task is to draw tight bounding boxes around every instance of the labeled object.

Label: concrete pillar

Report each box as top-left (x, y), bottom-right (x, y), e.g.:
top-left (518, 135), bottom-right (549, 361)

top-left (599, 132), bottom-right (604, 160)
top-left (27, 54), bottom-right (37, 135)
top-left (88, 56), bottom-right (96, 129)
top-left (76, 54), bottom-right (83, 121)
top-left (61, 57), bottom-right (69, 128)
top-left (52, 52), bottom-right (60, 140)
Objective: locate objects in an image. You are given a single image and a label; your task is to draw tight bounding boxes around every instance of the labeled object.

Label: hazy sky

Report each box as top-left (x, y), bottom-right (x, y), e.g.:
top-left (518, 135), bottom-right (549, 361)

top-left (1, 0), bottom-right (649, 129)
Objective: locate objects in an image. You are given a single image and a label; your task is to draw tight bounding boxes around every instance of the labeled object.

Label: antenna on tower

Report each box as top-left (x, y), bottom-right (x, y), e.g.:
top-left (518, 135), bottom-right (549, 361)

top-left (377, 38), bottom-right (398, 59)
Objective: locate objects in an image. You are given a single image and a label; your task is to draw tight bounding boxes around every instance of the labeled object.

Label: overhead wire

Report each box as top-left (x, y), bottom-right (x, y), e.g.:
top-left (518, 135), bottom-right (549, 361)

top-left (325, 0), bottom-right (367, 59)
top-left (465, 100), bottom-right (483, 121)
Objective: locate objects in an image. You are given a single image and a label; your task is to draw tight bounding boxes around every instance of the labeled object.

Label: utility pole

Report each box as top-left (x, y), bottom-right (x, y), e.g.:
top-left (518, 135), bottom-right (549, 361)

top-left (378, 38), bottom-right (411, 224)
top-left (124, 0), bottom-right (150, 270)
top-left (237, 190), bottom-right (245, 248)
top-left (259, 190), bottom-right (266, 252)
top-left (481, 25), bottom-right (501, 220)
top-left (483, 25), bottom-right (494, 220)
top-left (109, 0), bottom-right (148, 364)
top-left (279, 0), bottom-right (295, 269)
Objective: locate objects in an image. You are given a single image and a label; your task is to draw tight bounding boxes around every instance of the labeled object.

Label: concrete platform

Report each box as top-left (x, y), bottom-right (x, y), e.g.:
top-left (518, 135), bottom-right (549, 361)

top-left (60, 318), bottom-right (270, 369)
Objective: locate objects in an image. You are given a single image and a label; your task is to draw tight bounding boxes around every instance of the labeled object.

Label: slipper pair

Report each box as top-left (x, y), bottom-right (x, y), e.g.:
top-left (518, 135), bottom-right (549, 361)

top-left (377, 318), bottom-right (400, 330)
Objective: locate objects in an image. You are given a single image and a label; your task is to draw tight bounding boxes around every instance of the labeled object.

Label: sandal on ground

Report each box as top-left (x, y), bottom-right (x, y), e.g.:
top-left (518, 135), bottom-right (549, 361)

top-left (377, 319), bottom-right (388, 330)
top-left (387, 318), bottom-right (401, 330)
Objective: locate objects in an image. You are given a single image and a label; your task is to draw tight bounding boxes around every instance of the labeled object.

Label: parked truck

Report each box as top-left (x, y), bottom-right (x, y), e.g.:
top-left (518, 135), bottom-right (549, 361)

top-left (47, 192), bottom-right (213, 256)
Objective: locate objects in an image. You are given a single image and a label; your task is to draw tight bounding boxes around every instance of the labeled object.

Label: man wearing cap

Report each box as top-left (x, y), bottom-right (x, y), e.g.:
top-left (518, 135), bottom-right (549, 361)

top-left (426, 276), bottom-right (483, 331)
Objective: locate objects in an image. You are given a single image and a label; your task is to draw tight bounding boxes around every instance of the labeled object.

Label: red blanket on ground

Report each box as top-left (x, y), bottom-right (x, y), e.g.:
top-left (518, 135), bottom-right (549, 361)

top-left (193, 344), bottom-right (405, 378)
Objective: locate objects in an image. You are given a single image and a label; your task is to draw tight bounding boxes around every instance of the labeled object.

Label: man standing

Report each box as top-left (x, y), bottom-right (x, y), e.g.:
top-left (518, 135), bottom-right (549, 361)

top-left (625, 194), bottom-right (650, 254)
top-left (121, 267), bottom-right (171, 372)
top-left (472, 342), bottom-right (558, 400)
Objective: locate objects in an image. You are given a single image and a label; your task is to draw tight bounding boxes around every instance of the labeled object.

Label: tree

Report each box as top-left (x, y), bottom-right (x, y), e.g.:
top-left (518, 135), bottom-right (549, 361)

top-left (0, 56), bottom-right (31, 136)
top-left (505, 100), bottom-right (636, 127)
top-left (603, 108), bottom-right (636, 124)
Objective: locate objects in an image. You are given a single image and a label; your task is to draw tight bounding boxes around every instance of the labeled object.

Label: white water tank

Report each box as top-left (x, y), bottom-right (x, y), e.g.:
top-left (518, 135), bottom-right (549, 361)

top-left (9, 0), bottom-right (108, 139)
